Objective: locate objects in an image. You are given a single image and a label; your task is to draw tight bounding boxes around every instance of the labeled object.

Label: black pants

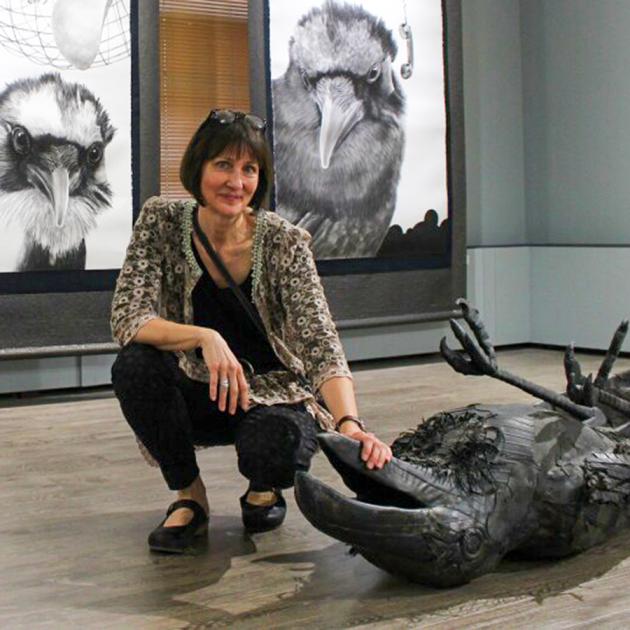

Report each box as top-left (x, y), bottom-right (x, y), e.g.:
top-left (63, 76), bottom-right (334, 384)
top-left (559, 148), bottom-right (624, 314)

top-left (111, 343), bottom-right (320, 491)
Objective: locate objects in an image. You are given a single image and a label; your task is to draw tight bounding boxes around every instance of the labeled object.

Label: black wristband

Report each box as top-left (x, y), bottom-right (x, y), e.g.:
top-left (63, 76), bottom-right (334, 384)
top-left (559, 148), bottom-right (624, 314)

top-left (335, 415), bottom-right (366, 432)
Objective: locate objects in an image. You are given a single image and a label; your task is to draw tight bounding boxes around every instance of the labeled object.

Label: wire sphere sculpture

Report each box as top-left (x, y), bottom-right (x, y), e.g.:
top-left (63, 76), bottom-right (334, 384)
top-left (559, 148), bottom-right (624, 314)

top-left (0, 0), bottom-right (130, 68)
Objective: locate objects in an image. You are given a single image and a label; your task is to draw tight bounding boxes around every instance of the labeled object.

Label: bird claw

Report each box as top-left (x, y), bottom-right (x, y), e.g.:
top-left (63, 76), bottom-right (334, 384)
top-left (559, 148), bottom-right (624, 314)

top-left (440, 300), bottom-right (498, 377)
top-left (566, 363), bottom-right (602, 408)
top-left (595, 320), bottom-right (628, 387)
top-left (456, 299), bottom-right (497, 365)
top-left (565, 343), bottom-right (587, 404)
top-left (565, 321), bottom-right (628, 405)
top-left (440, 337), bottom-right (477, 375)
top-left (583, 375), bottom-right (599, 407)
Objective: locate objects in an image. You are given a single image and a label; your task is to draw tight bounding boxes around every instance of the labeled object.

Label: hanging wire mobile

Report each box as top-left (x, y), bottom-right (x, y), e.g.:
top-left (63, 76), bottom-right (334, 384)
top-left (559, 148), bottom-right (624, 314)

top-left (0, 0), bottom-right (130, 69)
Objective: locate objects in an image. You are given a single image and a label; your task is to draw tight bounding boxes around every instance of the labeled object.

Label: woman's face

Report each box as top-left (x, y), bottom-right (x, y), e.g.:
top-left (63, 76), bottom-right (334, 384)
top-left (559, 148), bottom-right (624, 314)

top-left (200, 146), bottom-right (259, 217)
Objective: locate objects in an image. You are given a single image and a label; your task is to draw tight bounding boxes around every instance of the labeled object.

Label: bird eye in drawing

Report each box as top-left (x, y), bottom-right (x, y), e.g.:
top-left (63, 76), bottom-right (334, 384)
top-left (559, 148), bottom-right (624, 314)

top-left (11, 126), bottom-right (31, 156)
top-left (0, 73), bottom-right (115, 272)
top-left (366, 63), bottom-right (381, 84)
top-left (86, 142), bottom-right (104, 167)
top-left (273, 2), bottom-right (405, 259)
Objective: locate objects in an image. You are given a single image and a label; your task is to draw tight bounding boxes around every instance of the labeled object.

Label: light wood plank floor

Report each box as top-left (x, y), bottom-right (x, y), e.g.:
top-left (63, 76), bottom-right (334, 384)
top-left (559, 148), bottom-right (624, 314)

top-left (2, 348), bottom-right (630, 629)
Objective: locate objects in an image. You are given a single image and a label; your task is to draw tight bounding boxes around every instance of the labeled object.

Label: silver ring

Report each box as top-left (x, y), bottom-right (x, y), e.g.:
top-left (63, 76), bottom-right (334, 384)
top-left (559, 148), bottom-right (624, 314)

top-left (220, 379), bottom-right (230, 388)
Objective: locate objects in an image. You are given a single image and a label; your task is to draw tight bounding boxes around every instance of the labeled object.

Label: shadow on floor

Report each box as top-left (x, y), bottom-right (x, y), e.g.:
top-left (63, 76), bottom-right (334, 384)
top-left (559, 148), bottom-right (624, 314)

top-left (69, 521), bottom-right (630, 628)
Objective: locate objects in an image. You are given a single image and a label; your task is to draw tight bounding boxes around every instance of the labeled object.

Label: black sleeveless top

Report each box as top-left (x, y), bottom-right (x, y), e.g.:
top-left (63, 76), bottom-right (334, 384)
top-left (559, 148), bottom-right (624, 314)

top-left (191, 236), bottom-right (284, 374)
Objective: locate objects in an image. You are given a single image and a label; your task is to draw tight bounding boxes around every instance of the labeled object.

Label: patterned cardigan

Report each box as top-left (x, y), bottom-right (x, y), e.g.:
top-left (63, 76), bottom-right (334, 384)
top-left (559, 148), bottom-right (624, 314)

top-left (111, 196), bottom-right (351, 431)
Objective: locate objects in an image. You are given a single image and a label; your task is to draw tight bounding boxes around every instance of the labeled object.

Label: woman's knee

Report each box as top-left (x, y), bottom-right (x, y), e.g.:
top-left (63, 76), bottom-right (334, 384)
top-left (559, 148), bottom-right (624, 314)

top-left (235, 405), bottom-right (320, 488)
top-left (111, 343), bottom-right (174, 395)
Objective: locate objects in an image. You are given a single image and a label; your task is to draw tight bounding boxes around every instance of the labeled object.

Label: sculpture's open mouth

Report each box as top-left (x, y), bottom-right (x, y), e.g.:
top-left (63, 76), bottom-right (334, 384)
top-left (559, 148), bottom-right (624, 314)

top-left (294, 433), bottom-right (489, 587)
top-left (311, 433), bottom-right (428, 509)
top-left (295, 432), bottom-right (470, 528)
top-left (300, 431), bottom-right (465, 507)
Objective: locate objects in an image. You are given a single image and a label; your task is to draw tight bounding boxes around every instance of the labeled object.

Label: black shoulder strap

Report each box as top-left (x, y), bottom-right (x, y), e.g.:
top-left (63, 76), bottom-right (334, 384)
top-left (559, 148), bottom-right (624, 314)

top-left (192, 208), bottom-right (268, 340)
top-left (192, 208), bottom-right (310, 390)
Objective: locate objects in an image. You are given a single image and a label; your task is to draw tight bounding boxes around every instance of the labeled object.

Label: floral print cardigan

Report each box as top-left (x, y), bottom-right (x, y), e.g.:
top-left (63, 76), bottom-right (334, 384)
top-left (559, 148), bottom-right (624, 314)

top-left (111, 196), bottom-right (351, 432)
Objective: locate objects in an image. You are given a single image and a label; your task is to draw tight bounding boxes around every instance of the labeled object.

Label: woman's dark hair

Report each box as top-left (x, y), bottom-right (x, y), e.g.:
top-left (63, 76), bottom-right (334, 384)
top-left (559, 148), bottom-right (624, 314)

top-left (179, 113), bottom-right (273, 210)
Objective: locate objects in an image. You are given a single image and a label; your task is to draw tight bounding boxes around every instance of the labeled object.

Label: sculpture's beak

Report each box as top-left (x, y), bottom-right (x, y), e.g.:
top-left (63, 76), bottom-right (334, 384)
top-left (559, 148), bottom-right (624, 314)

top-left (295, 433), bottom-right (500, 587)
top-left (295, 471), bottom-right (472, 559)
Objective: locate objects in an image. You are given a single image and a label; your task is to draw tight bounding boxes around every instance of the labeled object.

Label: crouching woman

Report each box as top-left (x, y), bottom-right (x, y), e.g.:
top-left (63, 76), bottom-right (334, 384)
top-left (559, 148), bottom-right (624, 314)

top-left (110, 109), bottom-right (391, 553)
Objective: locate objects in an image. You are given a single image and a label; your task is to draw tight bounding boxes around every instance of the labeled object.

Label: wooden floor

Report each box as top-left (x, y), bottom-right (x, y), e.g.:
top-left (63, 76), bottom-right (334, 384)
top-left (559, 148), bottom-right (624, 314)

top-left (3, 348), bottom-right (630, 629)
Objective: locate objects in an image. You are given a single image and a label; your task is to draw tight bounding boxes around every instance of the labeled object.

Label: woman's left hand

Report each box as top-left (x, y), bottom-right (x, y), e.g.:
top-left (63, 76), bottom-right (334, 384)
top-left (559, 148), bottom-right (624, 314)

top-left (340, 425), bottom-right (392, 470)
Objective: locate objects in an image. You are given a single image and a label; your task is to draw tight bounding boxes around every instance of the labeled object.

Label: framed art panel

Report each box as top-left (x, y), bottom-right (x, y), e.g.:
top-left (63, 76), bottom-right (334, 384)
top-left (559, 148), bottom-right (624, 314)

top-left (0, 0), bottom-right (160, 355)
top-left (0, 0), bottom-right (136, 286)
top-left (249, 0), bottom-right (466, 325)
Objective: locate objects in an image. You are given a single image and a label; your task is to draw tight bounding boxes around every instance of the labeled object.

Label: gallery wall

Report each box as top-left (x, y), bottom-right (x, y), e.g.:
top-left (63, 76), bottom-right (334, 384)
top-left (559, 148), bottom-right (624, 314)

top-left (521, 0), bottom-right (630, 245)
top-left (465, 0), bottom-right (630, 349)
top-left (5, 0), bottom-right (630, 393)
top-left (463, 0), bottom-right (527, 247)
top-left (464, 0), bottom-right (630, 247)
top-left (519, 0), bottom-right (630, 345)
top-left (0, 0), bottom-right (522, 394)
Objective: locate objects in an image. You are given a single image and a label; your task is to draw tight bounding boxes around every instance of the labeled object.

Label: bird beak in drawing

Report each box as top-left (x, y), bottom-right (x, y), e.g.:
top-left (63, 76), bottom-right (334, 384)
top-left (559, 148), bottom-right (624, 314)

top-left (315, 78), bottom-right (364, 170)
top-left (27, 162), bottom-right (71, 229)
top-left (50, 167), bottom-right (70, 228)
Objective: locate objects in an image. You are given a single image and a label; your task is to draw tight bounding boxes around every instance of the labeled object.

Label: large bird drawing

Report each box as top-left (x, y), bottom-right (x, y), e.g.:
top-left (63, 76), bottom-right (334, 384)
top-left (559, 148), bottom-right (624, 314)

top-left (0, 73), bottom-right (115, 271)
top-left (272, 1), bottom-right (405, 259)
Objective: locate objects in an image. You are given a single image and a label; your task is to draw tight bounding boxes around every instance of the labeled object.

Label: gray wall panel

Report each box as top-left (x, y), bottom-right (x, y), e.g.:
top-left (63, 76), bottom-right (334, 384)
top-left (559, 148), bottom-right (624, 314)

top-left (531, 247), bottom-right (630, 347)
top-left (463, 0), bottom-right (527, 247)
top-left (81, 353), bottom-right (116, 387)
top-left (138, 0), bottom-right (161, 205)
top-left (521, 0), bottom-right (630, 244)
top-left (0, 356), bottom-right (80, 394)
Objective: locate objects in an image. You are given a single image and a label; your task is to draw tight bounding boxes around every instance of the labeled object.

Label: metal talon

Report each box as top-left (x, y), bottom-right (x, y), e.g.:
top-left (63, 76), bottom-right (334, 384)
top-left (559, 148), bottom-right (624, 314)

top-left (595, 320), bottom-right (629, 386)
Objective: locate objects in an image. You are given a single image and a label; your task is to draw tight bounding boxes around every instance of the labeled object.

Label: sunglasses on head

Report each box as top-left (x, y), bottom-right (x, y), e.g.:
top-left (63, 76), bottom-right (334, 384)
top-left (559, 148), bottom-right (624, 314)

top-left (206, 109), bottom-right (267, 132)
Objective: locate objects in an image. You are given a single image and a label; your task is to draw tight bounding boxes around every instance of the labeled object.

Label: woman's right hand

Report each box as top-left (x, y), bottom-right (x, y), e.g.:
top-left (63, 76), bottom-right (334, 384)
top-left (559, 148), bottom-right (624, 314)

top-left (198, 329), bottom-right (250, 414)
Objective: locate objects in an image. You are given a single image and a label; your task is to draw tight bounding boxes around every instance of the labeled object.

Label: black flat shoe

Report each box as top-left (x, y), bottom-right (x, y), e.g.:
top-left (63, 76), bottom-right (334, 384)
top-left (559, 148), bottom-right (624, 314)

top-left (240, 489), bottom-right (287, 533)
top-left (148, 499), bottom-right (209, 553)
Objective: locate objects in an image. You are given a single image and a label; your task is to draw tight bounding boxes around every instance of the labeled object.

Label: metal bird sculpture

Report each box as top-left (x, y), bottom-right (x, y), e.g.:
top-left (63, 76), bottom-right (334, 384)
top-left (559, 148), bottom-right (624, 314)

top-left (296, 301), bottom-right (630, 587)
top-left (0, 73), bottom-right (115, 271)
top-left (272, 1), bottom-right (405, 259)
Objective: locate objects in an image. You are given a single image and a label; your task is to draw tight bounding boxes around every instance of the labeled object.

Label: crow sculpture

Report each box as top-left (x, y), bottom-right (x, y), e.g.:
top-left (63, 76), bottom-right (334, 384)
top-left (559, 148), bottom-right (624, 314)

top-left (296, 301), bottom-right (630, 587)
top-left (272, 1), bottom-right (405, 259)
top-left (0, 73), bottom-right (115, 271)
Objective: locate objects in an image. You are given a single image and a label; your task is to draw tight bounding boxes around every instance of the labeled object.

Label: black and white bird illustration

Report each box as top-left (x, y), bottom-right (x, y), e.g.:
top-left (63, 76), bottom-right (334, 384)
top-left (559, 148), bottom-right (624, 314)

top-left (272, 1), bottom-right (405, 259)
top-left (0, 73), bottom-right (115, 271)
